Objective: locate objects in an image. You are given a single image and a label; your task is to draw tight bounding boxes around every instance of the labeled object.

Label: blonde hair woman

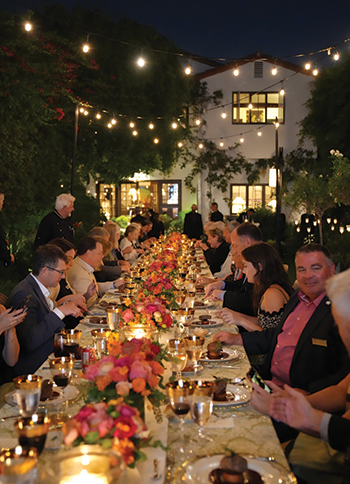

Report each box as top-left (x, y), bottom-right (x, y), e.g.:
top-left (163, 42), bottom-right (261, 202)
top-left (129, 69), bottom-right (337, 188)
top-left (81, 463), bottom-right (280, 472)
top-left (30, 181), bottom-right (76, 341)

top-left (103, 222), bottom-right (130, 272)
top-left (119, 223), bottom-right (143, 265)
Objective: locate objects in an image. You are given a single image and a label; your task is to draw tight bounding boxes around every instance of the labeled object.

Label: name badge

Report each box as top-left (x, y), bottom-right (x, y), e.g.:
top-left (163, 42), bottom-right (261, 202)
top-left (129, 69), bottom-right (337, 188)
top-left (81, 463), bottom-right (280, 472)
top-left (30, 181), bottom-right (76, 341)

top-left (312, 338), bottom-right (327, 347)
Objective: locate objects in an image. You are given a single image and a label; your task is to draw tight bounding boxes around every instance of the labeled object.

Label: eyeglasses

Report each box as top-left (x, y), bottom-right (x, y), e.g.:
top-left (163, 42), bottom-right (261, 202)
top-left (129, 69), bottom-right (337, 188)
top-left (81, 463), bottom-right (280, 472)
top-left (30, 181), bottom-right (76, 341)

top-left (46, 266), bottom-right (65, 276)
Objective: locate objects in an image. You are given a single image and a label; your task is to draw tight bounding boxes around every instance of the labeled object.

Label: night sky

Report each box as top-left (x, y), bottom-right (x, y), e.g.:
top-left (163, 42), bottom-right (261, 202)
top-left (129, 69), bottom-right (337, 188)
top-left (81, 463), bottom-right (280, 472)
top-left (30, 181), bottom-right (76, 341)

top-left (3, 0), bottom-right (350, 66)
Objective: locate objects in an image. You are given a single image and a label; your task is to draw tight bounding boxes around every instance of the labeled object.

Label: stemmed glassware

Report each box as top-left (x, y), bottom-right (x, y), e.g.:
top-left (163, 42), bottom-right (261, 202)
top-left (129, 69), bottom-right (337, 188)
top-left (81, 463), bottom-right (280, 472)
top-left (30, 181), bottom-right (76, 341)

top-left (48, 355), bottom-right (75, 400)
top-left (167, 339), bottom-right (187, 379)
top-left (184, 335), bottom-right (205, 376)
top-left (165, 380), bottom-right (194, 460)
top-left (190, 381), bottom-right (214, 442)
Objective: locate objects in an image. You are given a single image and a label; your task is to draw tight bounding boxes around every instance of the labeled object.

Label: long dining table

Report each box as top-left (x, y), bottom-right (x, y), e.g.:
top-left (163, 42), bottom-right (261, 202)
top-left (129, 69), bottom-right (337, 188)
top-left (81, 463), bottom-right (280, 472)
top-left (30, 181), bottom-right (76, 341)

top-left (0, 250), bottom-right (296, 483)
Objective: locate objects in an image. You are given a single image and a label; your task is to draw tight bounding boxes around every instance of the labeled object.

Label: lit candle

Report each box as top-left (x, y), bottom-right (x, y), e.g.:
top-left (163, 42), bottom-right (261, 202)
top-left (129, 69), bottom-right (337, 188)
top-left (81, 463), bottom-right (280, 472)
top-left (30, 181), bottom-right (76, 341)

top-left (61, 469), bottom-right (108, 484)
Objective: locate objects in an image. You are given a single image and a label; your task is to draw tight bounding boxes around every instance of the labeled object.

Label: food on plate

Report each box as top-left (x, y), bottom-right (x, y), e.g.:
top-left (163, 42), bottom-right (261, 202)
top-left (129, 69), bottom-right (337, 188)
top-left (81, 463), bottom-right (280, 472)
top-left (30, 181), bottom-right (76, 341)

top-left (193, 327), bottom-right (209, 337)
top-left (196, 285), bottom-right (204, 293)
top-left (213, 379), bottom-right (228, 402)
top-left (209, 454), bottom-right (263, 484)
top-left (40, 379), bottom-right (59, 401)
top-left (207, 341), bottom-right (225, 359)
top-left (194, 301), bottom-right (205, 307)
top-left (199, 314), bottom-right (212, 321)
top-left (89, 316), bottom-right (107, 325)
top-left (182, 363), bottom-right (195, 373)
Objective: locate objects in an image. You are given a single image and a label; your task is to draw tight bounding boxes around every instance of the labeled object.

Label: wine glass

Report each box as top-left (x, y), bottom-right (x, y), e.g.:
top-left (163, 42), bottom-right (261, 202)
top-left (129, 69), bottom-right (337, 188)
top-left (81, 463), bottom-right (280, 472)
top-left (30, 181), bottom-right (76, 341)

top-left (184, 335), bottom-right (205, 376)
top-left (62, 329), bottom-right (81, 358)
top-left (165, 380), bottom-right (194, 460)
top-left (190, 381), bottom-right (214, 442)
top-left (167, 339), bottom-right (187, 379)
top-left (15, 413), bottom-right (50, 456)
top-left (48, 356), bottom-right (75, 401)
top-left (13, 375), bottom-right (43, 418)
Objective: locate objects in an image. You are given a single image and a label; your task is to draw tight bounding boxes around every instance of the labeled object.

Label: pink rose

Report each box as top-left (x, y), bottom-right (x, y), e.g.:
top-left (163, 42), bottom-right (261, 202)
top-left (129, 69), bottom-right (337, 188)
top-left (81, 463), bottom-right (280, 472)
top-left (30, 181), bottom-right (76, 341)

top-left (116, 381), bottom-right (132, 396)
top-left (122, 308), bottom-right (134, 323)
top-left (145, 303), bottom-right (157, 313)
top-left (98, 361), bottom-right (115, 376)
top-left (135, 304), bottom-right (144, 313)
top-left (129, 360), bottom-right (152, 380)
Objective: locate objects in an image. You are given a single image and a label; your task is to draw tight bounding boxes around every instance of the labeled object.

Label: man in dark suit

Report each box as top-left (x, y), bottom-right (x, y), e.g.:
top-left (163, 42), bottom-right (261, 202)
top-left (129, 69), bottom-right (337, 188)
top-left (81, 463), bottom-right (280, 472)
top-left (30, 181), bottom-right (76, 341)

top-left (270, 267), bottom-right (350, 454)
top-left (33, 193), bottom-right (75, 250)
top-left (205, 223), bottom-right (263, 319)
top-left (8, 245), bottom-right (83, 375)
top-left (183, 204), bottom-right (203, 240)
top-left (210, 202), bottom-right (224, 222)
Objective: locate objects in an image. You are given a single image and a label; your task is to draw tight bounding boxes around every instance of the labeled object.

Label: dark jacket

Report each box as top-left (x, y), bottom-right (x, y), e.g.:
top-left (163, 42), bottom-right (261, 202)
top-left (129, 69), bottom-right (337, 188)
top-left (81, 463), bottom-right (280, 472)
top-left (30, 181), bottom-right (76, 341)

top-left (183, 211), bottom-right (203, 240)
top-left (242, 292), bottom-right (350, 393)
top-left (223, 277), bottom-right (256, 317)
top-left (0, 221), bottom-right (11, 265)
top-left (204, 241), bottom-right (230, 275)
top-left (328, 415), bottom-right (350, 451)
top-left (34, 211), bottom-right (74, 250)
top-left (8, 274), bottom-right (65, 375)
top-left (210, 211), bottom-right (224, 222)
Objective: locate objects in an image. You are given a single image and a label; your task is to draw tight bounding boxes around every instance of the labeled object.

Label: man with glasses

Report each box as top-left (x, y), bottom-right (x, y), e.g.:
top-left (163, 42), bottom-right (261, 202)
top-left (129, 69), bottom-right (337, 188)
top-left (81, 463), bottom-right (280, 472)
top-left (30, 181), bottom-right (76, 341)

top-left (8, 244), bottom-right (83, 375)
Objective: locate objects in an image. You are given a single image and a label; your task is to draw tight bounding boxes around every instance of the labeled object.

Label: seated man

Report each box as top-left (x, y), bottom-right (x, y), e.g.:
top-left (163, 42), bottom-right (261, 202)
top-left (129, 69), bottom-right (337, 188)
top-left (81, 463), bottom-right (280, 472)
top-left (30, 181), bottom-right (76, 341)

top-left (67, 236), bottom-right (124, 308)
top-left (214, 243), bottom-right (350, 439)
top-left (8, 245), bottom-right (83, 375)
top-left (205, 222), bottom-right (263, 320)
top-left (270, 267), bottom-right (350, 452)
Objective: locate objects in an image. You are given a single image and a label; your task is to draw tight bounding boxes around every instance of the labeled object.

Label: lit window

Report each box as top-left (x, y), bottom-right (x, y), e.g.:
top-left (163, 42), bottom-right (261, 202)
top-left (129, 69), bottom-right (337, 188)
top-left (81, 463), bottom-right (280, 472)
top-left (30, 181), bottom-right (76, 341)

top-left (232, 92), bottom-right (284, 124)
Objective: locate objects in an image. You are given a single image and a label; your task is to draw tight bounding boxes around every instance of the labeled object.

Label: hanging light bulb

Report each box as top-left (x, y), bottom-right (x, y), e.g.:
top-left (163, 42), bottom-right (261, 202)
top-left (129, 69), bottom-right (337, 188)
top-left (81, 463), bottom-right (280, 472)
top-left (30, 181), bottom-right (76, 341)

top-left (233, 68), bottom-right (239, 76)
top-left (84, 110), bottom-right (88, 116)
top-left (107, 123), bottom-right (112, 128)
top-left (239, 136), bottom-right (244, 143)
top-left (83, 44), bottom-right (89, 53)
top-left (137, 57), bottom-right (145, 67)
top-left (280, 87), bottom-right (285, 96)
top-left (129, 122), bottom-right (135, 128)
top-left (219, 139), bottom-right (224, 147)
top-left (172, 122), bottom-right (178, 129)
top-left (313, 68), bottom-right (318, 76)
top-left (111, 119), bottom-right (116, 125)
top-left (296, 227), bottom-right (301, 233)
top-left (272, 66), bottom-right (277, 75)
top-left (132, 130), bottom-right (138, 136)
top-left (79, 108), bottom-right (84, 113)
top-left (96, 113), bottom-right (101, 119)
top-left (305, 62), bottom-right (311, 70)
top-left (154, 138), bottom-right (159, 144)
top-left (195, 119), bottom-right (201, 126)
top-left (149, 123), bottom-right (154, 129)
top-left (257, 130), bottom-right (262, 137)
top-left (24, 22), bottom-right (32, 31)
top-left (178, 142), bottom-right (183, 148)
top-left (221, 111), bottom-right (227, 119)
top-left (185, 66), bottom-right (191, 75)
top-left (199, 143), bottom-right (204, 149)
top-left (334, 52), bottom-right (340, 61)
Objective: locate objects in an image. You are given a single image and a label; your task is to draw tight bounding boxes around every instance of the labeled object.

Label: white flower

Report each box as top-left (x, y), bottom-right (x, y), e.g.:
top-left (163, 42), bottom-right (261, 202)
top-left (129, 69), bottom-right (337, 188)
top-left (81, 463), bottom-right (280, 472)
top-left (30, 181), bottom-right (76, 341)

top-left (330, 149), bottom-right (335, 155)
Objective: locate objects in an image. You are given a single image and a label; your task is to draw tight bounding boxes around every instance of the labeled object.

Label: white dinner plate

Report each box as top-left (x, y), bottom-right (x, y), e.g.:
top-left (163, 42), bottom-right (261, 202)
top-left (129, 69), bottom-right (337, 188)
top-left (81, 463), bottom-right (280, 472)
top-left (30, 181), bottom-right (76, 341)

top-left (192, 320), bottom-right (223, 329)
top-left (213, 384), bottom-right (250, 407)
top-left (175, 454), bottom-right (297, 484)
top-left (5, 385), bottom-right (79, 407)
top-left (199, 347), bottom-right (245, 363)
top-left (180, 364), bottom-right (204, 376)
top-left (82, 316), bottom-right (108, 327)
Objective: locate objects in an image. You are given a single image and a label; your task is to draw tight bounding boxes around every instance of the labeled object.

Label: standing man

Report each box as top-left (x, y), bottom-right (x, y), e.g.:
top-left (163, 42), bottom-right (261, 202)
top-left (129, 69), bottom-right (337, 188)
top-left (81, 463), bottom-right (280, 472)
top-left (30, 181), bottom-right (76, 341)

top-left (210, 202), bottom-right (224, 222)
top-left (0, 187), bottom-right (14, 266)
top-left (34, 193), bottom-right (75, 250)
top-left (183, 204), bottom-right (203, 240)
top-left (7, 245), bottom-right (83, 375)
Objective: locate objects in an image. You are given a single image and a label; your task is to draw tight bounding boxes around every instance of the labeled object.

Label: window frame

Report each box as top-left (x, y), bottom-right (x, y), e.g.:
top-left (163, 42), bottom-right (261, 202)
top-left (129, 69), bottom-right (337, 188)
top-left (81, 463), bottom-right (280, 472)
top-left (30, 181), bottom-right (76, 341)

top-left (230, 183), bottom-right (276, 214)
top-left (232, 91), bottom-right (285, 125)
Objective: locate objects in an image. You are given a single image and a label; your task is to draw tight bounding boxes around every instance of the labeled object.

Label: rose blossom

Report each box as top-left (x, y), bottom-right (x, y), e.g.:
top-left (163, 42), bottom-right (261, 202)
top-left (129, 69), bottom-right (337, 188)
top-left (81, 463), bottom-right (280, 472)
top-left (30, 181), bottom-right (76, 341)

top-left (116, 381), bottom-right (132, 396)
top-left (129, 359), bottom-right (152, 380)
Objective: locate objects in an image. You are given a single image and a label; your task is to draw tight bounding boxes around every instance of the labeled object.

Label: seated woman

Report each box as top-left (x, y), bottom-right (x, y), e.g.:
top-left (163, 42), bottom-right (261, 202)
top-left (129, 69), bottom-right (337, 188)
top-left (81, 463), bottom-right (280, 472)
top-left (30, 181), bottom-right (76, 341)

top-left (103, 221), bottom-right (130, 273)
top-left (120, 223), bottom-right (143, 265)
top-left (219, 242), bottom-right (293, 332)
top-left (199, 227), bottom-right (230, 275)
top-left (0, 304), bottom-right (26, 385)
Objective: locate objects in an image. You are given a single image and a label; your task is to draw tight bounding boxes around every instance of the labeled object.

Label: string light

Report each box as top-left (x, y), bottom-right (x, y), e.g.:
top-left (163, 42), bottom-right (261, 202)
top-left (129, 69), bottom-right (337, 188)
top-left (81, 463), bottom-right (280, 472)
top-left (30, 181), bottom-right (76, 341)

top-left (111, 118), bottom-right (116, 125)
top-left (199, 143), bottom-right (204, 149)
top-left (248, 103), bottom-right (253, 109)
top-left (272, 66), bottom-right (277, 75)
top-left (178, 142), bottom-right (183, 148)
top-left (257, 129), bottom-right (262, 137)
top-left (24, 22), bottom-right (32, 32)
top-left (334, 52), bottom-right (340, 61)
top-left (171, 122), bottom-right (178, 129)
top-left (313, 68), bottom-right (318, 76)
top-left (233, 68), bottom-right (239, 76)
top-left (240, 136), bottom-right (244, 143)
top-left (221, 111), bottom-right (227, 119)
top-left (84, 110), bottom-right (88, 115)
top-left (195, 119), bottom-right (201, 126)
top-left (79, 108), bottom-right (84, 113)
top-left (83, 44), bottom-right (89, 53)
top-left (149, 123), bottom-right (154, 129)
top-left (185, 66), bottom-right (191, 75)
top-left (153, 138), bottom-right (159, 144)
top-left (96, 113), bottom-right (101, 119)
top-left (137, 57), bottom-right (145, 67)
top-left (107, 123), bottom-right (112, 128)
top-left (129, 122), bottom-right (135, 128)
top-left (132, 130), bottom-right (138, 136)
top-left (280, 87), bottom-right (285, 96)
top-left (305, 62), bottom-right (311, 70)
top-left (219, 139), bottom-right (224, 147)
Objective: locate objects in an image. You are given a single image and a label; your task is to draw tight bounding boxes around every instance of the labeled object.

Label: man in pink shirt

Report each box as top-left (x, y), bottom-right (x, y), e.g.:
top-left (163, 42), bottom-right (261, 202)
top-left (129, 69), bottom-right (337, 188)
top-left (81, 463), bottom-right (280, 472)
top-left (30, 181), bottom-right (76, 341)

top-left (214, 243), bottom-right (350, 440)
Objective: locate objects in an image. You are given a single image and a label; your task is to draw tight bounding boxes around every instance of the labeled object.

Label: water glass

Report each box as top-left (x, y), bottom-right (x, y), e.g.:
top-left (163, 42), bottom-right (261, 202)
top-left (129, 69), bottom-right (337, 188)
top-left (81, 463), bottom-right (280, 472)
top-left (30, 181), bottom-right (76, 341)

top-left (91, 329), bottom-right (111, 359)
top-left (13, 375), bottom-right (42, 418)
top-left (190, 381), bottom-right (214, 442)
